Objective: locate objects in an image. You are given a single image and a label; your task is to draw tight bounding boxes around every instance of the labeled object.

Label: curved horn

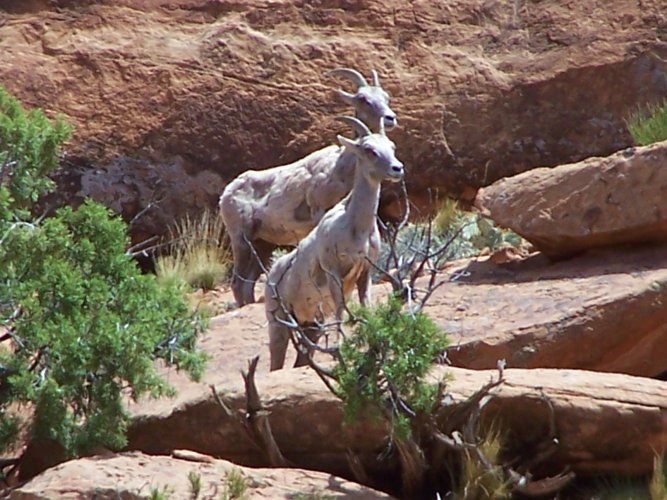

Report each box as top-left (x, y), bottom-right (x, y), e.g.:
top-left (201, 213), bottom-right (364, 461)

top-left (335, 116), bottom-right (372, 137)
top-left (371, 69), bottom-right (380, 87)
top-left (326, 68), bottom-right (368, 89)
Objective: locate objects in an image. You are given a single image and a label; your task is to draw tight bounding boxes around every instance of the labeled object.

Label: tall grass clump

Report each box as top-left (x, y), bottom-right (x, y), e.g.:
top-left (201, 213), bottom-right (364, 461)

top-left (156, 209), bottom-right (231, 291)
top-left (627, 99), bottom-right (667, 146)
top-left (454, 425), bottom-right (512, 499)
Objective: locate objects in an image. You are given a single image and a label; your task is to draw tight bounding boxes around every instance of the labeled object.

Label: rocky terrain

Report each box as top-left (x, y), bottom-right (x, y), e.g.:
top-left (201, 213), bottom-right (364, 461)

top-left (2, 0), bottom-right (667, 498)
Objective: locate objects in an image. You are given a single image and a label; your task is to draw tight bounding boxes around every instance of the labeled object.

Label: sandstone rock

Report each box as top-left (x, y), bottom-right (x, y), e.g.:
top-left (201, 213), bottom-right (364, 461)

top-left (431, 244), bottom-right (667, 377)
top-left (10, 451), bottom-right (392, 499)
top-left (194, 245), bottom-right (667, 378)
top-left (43, 155), bottom-right (226, 246)
top-left (3, 1), bottom-right (667, 240)
top-left (476, 141), bottom-right (667, 258)
top-left (124, 328), bottom-right (667, 480)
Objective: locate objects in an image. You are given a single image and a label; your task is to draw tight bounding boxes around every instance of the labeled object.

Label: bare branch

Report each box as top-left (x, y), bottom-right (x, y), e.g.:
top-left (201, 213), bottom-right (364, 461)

top-left (210, 358), bottom-right (290, 468)
top-left (0, 222), bottom-right (36, 247)
top-left (128, 184), bottom-right (164, 228)
top-left (125, 235), bottom-right (160, 257)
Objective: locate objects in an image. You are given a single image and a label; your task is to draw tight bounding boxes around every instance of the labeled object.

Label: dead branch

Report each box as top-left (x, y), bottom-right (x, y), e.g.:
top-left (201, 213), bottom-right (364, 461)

top-left (513, 470), bottom-right (576, 497)
top-left (210, 356), bottom-right (290, 467)
top-left (128, 183), bottom-right (164, 228)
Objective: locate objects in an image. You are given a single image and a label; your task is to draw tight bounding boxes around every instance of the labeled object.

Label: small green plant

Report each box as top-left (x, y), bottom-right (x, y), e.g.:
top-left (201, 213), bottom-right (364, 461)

top-left (156, 208), bottom-right (231, 291)
top-left (148, 485), bottom-right (172, 500)
top-left (627, 99), bottom-right (667, 146)
top-left (271, 246), bottom-right (289, 263)
top-left (188, 470), bottom-right (202, 499)
top-left (434, 198), bottom-right (525, 255)
top-left (334, 296), bottom-right (449, 440)
top-left (220, 468), bottom-right (248, 500)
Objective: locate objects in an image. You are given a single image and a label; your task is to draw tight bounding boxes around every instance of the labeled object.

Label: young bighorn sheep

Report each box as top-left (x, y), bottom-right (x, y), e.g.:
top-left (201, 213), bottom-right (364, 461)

top-left (265, 116), bottom-right (404, 371)
top-left (220, 68), bottom-right (397, 307)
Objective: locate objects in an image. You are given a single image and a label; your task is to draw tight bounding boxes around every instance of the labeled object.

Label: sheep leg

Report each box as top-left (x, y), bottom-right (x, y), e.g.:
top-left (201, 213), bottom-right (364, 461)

top-left (242, 239), bottom-right (276, 302)
top-left (231, 237), bottom-right (275, 306)
top-left (268, 319), bottom-right (290, 371)
top-left (230, 236), bottom-right (256, 307)
top-left (358, 233), bottom-right (379, 307)
top-left (327, 273), bottom-right (347, 322)
top-left (356, 268), bottom-right (372, 307)
top-left (293, 322), bottom-right (321, 368)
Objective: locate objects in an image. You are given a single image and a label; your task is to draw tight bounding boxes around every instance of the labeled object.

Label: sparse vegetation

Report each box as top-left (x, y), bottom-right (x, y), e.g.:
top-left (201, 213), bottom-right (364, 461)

top-left (155, 208), bottom-right (231, 291)
top-left (0, 87), bottom-right (207, 462)
top-left (627, 99), bottom-right (667, 146)
top-left (433, 198), bottom-right (525, 255)
top-left (220, 467), bottom-right (248, 500)
top-left (376, 198), bottom-right (525, 282)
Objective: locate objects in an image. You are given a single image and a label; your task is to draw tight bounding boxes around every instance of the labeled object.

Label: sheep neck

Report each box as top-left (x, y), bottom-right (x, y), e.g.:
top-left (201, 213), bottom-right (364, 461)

top-left (345, 160), bottom-right (381, 236)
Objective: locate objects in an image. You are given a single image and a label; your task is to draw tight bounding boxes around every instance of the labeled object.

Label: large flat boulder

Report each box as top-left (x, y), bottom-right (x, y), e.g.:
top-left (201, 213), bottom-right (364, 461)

top-left (10, 451), bottom-right (392, 499)
top-left (191, 244), bottom-right (667, 379)
top-left (475, 141), bottom-right (667, 258)
top-left (429, 244), bottom-right (667, 377)
top-left (126, 361), bottom-right (667, 479)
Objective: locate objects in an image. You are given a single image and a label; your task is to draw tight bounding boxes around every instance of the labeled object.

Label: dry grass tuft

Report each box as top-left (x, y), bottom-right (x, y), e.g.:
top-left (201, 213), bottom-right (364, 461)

top-left (155, 209), bottom-right (231, 291)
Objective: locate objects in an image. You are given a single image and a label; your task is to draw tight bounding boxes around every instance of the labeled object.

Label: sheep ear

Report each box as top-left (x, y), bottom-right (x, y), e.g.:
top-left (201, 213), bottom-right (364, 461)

top-left (337, 134), bottom-right (358, 150)
top-left (336, 89), bottom-right (356, 106)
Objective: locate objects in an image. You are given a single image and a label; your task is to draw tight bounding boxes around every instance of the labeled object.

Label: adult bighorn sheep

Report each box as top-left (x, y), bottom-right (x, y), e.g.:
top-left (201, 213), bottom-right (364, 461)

top-left (219, 68), bottom-right (397, 307)
top-left (265, 116), bottom-right (404, 371)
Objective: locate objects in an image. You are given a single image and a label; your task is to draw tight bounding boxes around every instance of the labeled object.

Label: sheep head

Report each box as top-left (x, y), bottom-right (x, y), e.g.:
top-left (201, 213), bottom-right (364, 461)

top-left (335, 116), bottom-right (404, 183)
top-left (327, 68), bottom-right (397, 133)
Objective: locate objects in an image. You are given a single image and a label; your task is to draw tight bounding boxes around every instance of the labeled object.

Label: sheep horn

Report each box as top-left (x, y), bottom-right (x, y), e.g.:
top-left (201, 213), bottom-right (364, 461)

top-left (326, 68), bottom-right (368, 89)
top-left (335, 116), bottom-right (372, 137)
top-left (371, 69), bottom-right (380, 87)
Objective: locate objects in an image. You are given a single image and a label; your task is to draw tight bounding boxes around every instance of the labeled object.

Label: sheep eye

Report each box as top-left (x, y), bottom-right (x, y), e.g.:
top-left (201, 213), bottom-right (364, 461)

top-left (364, 147), bottom-right (378, 158)
top-left (357, 95), bottom-right (369, 104)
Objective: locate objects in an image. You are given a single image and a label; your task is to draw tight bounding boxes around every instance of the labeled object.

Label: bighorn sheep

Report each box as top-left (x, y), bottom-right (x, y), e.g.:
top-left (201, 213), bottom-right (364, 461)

top-left (265, 116), bottom-right (404, 371)
top-left (219, 68), bottom-right (397, 307)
